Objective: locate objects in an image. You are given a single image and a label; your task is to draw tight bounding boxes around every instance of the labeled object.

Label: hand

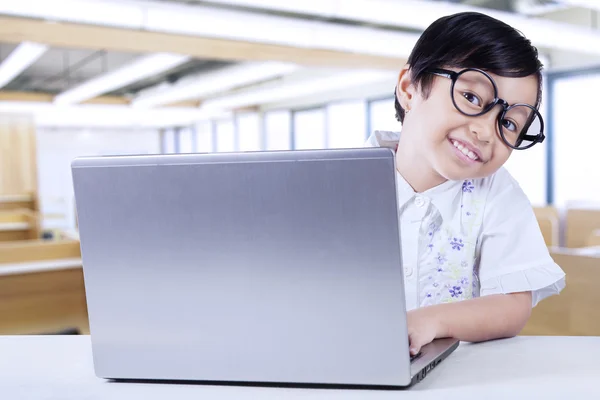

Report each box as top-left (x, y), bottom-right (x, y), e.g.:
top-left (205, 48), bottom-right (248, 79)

top-left (406, 307), bottom-right (444, 356)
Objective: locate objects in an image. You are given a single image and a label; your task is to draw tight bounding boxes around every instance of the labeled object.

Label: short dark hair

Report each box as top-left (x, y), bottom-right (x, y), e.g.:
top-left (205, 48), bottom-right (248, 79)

top-left (395, 12), bottom-right (543, 123)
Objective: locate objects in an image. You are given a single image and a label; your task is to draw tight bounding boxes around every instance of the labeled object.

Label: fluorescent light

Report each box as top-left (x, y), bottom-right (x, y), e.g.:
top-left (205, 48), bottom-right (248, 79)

top-left (0, 0), bottom-right (143, 29)
top-left (132, 62), bottom-right (299, 109)
top-left (144, 3), bottom-right (416, 58)
top-left (204, 0), bottom-right (600, 56)
top-left (514, 2), bottom-right (571, 15)
top-left (54, 53), bottom-right (190, 105)
top-left (560, 0), bottom-right (600, 11)
top-left (0, 0), bottom-right (418, 59)
top-left (5, 0), bottom-right (600, 58)
top-left (0, 42), bottom-right (48, 89)
top-left (201, 70), bottom-right (394, 111)
top-left (202, 0), bottom-right (337, 16)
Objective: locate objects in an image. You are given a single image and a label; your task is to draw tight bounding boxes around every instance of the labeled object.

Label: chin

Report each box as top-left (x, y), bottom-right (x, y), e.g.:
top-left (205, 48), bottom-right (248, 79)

top-left (434, 162), bottom-right (471, 181)
top-left (435, 156), bottom-right (501, 182)
top-left (440, 167), bottom-right (498, 182)
top-left (440, 170), bottom-right (472, 182)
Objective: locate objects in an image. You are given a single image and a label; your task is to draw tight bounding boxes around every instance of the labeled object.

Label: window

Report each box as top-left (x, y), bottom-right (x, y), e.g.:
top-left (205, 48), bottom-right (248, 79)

top-left (503, 142), bottom-right (547, 206)
top-left (293, 108), bottom-right (326, 150)
top-left (264, 110), bottom-right (291, 151)
top-left (327, 101), bottom-right (367, 148)
top-left (237, 112), bottom-right (262, 152)
top-left (178, 127), bottom-right (194, 153)
top-left (552, 72), bottom-right (600, 206)
top-left (215, 120), bottom-right (236, 153)
top-left (162, 129), bottom-right (176, 154)
top-left (502, 75), bottom-right (548, 206)
top-left (195, 121), bottom-right (213, 153)
top-left (368, 97), bottom-right (400, 134)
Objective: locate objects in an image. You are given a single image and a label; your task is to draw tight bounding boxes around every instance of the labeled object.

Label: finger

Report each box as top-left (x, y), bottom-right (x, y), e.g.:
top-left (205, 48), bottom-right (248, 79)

top-left (408, 334), bottom-right (422, 356)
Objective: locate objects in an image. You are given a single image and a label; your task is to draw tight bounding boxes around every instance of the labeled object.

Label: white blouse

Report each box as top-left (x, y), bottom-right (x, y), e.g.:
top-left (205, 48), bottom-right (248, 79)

top-left (365, 131), bottom-right (566, 311)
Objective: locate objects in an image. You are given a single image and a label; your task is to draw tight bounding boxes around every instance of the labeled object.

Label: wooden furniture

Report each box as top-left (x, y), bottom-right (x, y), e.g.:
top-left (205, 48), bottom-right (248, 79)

top-left (521, 248), bottom-right (600, 336)
top-left (0, 114), bottom-right (42, 240)
top-left (586, 229), bottom-right (600, 247)
top-left (533, 206), bottom-right (559, 247)
top-left (0, 114), bottom-right (38, 197)
top-left (0, 209), bottom-right (40, 241)
top-left (1, 336), bottom-right (599, 397)
top-left (565, 206), bottom-right (600, 248)
top-left (0, 193), bottom-right (36, 211)
top-left (0, 239), bottom-right (88, 335)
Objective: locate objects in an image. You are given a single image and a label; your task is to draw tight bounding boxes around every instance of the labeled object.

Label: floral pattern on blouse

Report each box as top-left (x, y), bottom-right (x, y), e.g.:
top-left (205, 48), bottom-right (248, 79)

top-left (418, 180), bottom-right (484, 307)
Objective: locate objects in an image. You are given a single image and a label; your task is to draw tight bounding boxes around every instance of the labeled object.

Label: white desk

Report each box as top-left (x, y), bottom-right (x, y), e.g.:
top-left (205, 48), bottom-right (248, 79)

top-left (1, 336), bottom-right (598, 399)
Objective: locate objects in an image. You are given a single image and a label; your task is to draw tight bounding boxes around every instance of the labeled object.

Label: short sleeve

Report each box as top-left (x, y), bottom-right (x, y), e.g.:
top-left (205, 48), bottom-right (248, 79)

top-left (364, 130), bottom-right (400, 149)
top-left (476, 169), bottom-right (565, 307)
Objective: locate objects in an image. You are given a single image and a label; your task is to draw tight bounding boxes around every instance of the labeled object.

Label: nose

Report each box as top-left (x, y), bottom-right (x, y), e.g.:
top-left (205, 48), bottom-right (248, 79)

top-left (469, 108), bottom-right (500, 144)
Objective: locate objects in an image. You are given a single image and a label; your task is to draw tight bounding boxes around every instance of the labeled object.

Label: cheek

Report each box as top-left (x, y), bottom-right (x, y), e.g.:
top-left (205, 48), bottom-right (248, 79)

top-left (489, 144), bottom-right (512, 168)
top-left (414, 103), bottom-right (461, 142)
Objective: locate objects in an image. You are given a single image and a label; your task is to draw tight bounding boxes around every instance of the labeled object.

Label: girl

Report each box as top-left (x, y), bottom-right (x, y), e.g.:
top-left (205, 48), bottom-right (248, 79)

top-left (365, 12), bottom-right (565, 356)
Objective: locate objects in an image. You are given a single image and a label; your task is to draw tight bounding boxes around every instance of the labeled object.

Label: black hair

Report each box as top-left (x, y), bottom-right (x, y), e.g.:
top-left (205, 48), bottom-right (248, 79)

top-left (395, 12), bottom-right (543, 123)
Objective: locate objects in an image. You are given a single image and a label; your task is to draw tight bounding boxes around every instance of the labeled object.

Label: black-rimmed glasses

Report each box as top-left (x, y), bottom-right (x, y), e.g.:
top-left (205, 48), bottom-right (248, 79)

top-left (426, 68), bottom-right (545, 150)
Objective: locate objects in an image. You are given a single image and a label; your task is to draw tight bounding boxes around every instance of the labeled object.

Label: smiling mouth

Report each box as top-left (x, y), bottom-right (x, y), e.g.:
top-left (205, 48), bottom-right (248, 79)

top-left (449, 139), bottom-right (482, 162)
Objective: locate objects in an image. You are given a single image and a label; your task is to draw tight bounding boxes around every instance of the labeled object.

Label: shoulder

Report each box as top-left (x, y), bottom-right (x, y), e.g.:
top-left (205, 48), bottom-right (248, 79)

top-left (471, 168), bottom-right (535, 232)
top-left (364, 130), bottom-right (400, 149)
top-left (472, 169), bottom-right (564, 305)
top-left (471, 167), bottom-right (521, 193)
top-left (471, 167), bottom-right (529, 206)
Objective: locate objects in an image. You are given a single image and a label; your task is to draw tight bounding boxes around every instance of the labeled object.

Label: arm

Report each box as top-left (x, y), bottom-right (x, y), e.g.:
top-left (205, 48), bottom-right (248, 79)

top-left (407, 291), bottom-right (532, 354)
top-left (406, 171), bottom-right (563, 355)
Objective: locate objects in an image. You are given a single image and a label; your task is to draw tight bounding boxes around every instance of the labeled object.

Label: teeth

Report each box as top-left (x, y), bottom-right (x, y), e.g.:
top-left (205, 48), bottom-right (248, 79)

top-left (452, 140), bottom-right (479, 161)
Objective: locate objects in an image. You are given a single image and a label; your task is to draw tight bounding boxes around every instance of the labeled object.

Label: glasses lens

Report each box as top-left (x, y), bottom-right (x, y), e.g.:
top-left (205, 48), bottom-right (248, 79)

top-left (500, 105), bottom-right (542, 149)
top-left (452, 70), bottom-right (496, 116)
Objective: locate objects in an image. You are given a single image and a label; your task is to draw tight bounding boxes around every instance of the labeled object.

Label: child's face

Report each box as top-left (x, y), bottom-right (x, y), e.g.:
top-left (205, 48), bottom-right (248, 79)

top-left (396, 66), bottom-right (539, 182)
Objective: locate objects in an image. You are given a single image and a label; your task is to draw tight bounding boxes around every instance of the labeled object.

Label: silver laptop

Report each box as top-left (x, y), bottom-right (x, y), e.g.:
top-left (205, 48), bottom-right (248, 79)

top-left (71, 147), bottom-right (458, 389)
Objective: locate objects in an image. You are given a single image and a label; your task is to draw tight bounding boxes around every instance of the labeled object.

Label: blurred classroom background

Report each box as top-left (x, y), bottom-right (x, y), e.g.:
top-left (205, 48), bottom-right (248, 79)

top-left (1, 0), bottom-right (599, 337)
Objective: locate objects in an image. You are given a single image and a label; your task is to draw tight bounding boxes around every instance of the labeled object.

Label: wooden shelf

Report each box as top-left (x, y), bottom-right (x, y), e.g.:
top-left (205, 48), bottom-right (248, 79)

top-left (0, 222), bottom-right (30, 231)
top-left (0, 257), bottom-right (82, 276)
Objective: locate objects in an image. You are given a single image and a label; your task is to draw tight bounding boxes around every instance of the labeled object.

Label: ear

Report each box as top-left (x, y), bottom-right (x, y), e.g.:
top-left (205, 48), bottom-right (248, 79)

top-left (396, 65), bottom-right (417, 112)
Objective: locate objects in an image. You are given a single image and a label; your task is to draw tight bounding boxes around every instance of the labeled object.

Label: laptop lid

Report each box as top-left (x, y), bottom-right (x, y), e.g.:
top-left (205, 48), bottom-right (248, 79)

top-left (72, 148), bottom-right (414, 387)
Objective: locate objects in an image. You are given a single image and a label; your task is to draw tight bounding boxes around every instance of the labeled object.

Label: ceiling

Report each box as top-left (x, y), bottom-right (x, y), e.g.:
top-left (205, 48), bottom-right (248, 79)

top-left (0, 0), bottom-right (598, 128)
top-left (0, 43), bottom-right (232, 96)
top-left (1, 0), bottom-right (597, 94)
top-left (169, 0), bottom-right (572, 16)
top-left (1, 0), bottom-right (593, 96)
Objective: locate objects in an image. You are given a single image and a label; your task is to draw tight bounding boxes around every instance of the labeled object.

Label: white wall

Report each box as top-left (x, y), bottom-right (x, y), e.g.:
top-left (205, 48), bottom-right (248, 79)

top-left (36, 127), bottom-right (160, 231)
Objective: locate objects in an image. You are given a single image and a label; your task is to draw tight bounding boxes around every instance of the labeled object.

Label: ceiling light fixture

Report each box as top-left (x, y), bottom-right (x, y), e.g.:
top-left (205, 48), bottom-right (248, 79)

top-left (0, 41), bottom-right (48, 89)
top-left (54, 53), bottom-right (190, 105)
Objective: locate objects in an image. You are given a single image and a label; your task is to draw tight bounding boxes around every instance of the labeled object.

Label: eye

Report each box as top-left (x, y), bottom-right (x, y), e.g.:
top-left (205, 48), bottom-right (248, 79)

top-left (462, 92), bottom-right (482, 107)
top-left (501, 119), bottom-right (518, 132)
